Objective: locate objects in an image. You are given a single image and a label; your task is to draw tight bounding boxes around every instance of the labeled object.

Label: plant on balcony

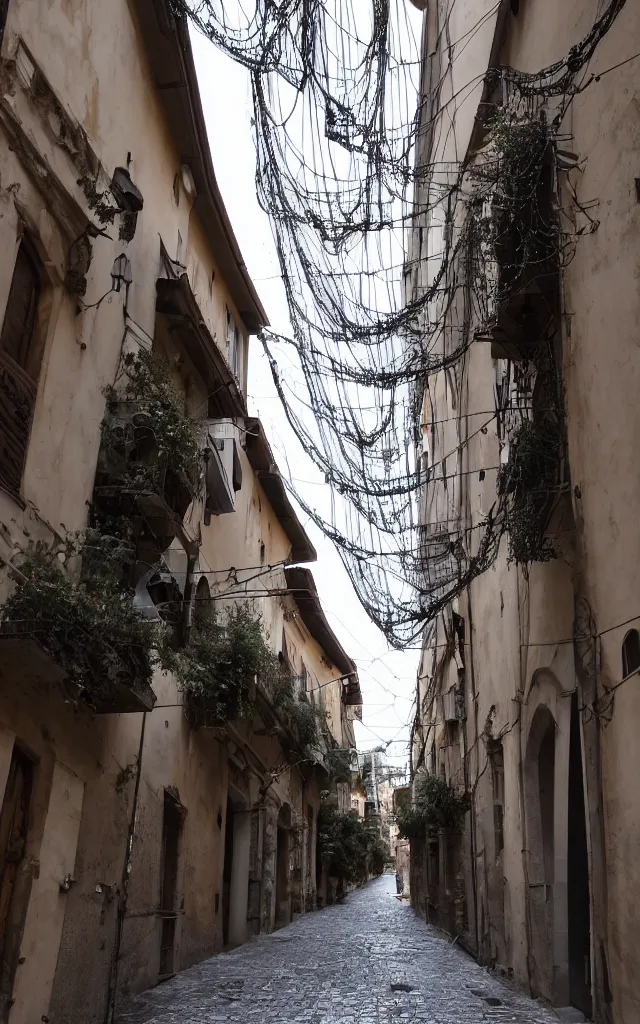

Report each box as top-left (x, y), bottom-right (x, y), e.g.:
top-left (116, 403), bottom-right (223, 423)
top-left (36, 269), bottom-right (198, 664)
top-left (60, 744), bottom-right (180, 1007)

top-left (498, 417), bottom-right (563, 565)
top-left (1, 532), bottom-right (156, 709)
top-left (396, 772), bottom-right (468, 842)
top-left (163, 605), bottom-right (279, 726)
top-left (98, 350), bottom-right (202, 509)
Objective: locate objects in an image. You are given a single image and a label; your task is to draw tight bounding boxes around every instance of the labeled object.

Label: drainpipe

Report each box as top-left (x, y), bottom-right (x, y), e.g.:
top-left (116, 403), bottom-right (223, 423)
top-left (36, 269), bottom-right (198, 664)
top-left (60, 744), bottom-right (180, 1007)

top-left (104, 711), bottom-right (147, 1024)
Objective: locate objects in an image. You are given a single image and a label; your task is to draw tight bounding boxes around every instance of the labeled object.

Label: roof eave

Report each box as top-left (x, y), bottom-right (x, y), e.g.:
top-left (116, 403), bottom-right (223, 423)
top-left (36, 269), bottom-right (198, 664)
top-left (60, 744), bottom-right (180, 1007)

top-left (132, 0), bottom-right (268, 333)
top-left (284, 566), bottom-right (363, 705)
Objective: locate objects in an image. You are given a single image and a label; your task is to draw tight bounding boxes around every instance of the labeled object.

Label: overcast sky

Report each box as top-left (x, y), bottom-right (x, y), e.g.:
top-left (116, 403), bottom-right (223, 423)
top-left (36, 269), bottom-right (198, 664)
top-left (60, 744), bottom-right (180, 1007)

top-left (191, 31), bottom-right (420, 771)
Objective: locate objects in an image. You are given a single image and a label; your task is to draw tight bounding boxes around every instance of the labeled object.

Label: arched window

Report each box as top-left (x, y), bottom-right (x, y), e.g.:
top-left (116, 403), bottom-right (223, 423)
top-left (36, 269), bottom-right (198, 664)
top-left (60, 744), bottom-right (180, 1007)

top-left (622, 629), bottom-right (640, 678)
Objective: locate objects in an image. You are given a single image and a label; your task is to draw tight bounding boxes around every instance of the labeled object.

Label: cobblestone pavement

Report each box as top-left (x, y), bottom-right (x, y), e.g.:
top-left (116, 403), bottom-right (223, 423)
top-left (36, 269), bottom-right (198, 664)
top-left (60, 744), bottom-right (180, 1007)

top-left (116, 875), bottom-right (563, 1024)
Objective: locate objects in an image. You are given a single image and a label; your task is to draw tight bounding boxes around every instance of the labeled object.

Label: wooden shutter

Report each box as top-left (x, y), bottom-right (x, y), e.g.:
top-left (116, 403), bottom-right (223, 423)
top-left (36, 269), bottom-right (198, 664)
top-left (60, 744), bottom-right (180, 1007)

top-left (0, 244), bottom-right (42, 496)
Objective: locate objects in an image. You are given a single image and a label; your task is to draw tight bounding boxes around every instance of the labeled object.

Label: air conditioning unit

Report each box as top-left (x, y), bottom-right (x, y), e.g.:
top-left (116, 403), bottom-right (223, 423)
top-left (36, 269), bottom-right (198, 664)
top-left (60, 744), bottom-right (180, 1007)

top-left (205, 419), bottom-right (243, 518)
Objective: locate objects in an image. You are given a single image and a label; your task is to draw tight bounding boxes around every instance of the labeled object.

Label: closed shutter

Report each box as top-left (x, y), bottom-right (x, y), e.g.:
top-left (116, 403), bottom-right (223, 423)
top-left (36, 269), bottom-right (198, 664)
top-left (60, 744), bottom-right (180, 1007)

top-left (0, 244), bottom-right (42, 497)
top-left (0, 352), bottom-right (37, 497)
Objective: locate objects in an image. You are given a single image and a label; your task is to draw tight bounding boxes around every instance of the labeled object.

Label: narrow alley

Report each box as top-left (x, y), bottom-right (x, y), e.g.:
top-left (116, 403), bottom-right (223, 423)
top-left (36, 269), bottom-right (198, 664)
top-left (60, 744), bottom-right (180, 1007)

top-left (116, 877), bottom-right (560, 1024)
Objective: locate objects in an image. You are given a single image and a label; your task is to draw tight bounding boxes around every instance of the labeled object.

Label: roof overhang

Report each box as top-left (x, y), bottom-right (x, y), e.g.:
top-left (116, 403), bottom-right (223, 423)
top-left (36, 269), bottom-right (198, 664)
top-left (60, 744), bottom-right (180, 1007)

top-left (156, 274), bottom-right (247, 418)
top-left (132, 0), bottom-right (268, 333)
top-left (284, 566), bottom-right (363, 706)
top-left (244, 418), bottom-right (316, 565)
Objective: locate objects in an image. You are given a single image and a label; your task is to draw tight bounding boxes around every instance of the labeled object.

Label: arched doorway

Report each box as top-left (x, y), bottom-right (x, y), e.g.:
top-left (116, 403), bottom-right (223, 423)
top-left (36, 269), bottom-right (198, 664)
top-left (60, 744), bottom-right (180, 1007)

top-left (568, 693), bottom-right (592, 1017)
top-left (524, 704), bottom-right (557, 1000)
top-left (275, 804), bottom-right (291, 928)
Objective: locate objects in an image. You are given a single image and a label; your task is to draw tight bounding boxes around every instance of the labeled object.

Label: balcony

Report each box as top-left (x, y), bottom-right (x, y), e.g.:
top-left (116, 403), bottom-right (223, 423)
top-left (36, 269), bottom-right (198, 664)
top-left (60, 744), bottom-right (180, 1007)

top-left (0, 617), bottom-right (156, 714)
top-left (93, 401), bottom-right (200, 556)
top-left (474, 119), bottom-right (559, 363)
top-left (475, 282), bottom-right (553, 362)
top-left (0, 531), bottom-right (159, 714)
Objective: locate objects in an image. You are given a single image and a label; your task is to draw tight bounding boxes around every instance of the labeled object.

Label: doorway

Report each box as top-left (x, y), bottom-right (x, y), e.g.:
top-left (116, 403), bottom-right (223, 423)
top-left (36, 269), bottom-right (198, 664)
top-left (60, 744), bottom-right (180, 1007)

top-left (222, 797), bottom-right (235, 947)
top-left (538, 715), bottom-right (555, 889)
top-left (524, 704), bottom-right (557, 1001)
top-left (568, 694), bottom-right (592, 1017)
top-left (275, 804), bottom-right (291, 928)
top-left (159, 792), bottom-right (183, 979)
top-left (0, 746), bottom-right (34, 1014)
top-left (222, 793), bottom-right (250, 949)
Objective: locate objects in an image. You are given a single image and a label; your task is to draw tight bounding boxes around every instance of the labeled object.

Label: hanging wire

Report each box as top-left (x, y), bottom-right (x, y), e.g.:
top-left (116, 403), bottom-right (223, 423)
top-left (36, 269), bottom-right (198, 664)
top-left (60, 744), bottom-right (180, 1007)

top-left (167, 0), bottom-right (628, 647)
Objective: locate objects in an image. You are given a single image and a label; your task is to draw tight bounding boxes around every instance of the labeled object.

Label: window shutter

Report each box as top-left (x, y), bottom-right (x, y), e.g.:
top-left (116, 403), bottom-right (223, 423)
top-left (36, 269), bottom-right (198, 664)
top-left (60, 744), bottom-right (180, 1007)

top-left (0, 351), bottom-right (37, 496)
top-left (0, 243), bottom-right (42, 496)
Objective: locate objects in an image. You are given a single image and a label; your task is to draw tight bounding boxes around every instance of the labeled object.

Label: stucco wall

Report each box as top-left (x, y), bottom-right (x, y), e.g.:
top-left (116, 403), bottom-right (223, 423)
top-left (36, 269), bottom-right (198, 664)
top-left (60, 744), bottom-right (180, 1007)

top-left (411, 0), bottom-right (640, 1020)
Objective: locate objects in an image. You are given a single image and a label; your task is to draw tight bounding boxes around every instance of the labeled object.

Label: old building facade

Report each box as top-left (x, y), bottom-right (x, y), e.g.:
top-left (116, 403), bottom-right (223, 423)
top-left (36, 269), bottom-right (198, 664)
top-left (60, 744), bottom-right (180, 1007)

top-left (408, 1), bottom-right (640, 1022)
top-left (0, 2), bottom-right (361, 1022)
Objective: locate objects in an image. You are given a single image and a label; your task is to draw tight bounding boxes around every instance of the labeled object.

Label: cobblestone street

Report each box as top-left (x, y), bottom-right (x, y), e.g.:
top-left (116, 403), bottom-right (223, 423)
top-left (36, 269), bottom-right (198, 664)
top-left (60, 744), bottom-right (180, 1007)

top-left (116, 876), bottom-right (562, 1024)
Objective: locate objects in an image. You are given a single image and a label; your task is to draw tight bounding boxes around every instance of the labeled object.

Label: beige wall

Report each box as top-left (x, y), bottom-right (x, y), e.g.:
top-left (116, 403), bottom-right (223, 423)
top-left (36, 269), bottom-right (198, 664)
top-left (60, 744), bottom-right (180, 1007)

top-left (411, 1), bottom-right (640, 1020)
top-left (0, 3), bottom-right (353, 1023)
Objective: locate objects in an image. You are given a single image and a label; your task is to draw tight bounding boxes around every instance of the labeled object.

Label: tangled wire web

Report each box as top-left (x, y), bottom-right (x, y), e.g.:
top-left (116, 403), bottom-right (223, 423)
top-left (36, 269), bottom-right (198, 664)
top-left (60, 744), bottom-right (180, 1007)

top-left (170, 0), bottom-right (628, 648)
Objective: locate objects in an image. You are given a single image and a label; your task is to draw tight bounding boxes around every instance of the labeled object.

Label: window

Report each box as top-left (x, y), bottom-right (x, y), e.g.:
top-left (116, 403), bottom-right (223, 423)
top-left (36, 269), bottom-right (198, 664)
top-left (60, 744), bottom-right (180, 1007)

top-left (225, 306), bottom-right (243, 384)
top-left (622, 628), bottom-right (640, 678)
top-left (298, 663), bottom-right (309, 696)
top-left (489, 741), bottom-right (505, 856)
top-left (0, 239), bottom-right (45, 497)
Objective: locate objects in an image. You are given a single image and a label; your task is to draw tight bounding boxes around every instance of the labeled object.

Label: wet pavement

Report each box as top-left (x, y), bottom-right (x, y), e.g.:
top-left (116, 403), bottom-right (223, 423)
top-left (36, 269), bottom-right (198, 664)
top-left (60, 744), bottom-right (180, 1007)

top-left (116, 875), bottom-right (563, 1023)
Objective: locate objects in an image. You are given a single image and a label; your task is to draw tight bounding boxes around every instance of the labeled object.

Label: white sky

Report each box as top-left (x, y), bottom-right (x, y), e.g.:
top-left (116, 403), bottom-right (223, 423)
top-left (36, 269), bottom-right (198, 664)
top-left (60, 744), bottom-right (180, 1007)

top-left (192, 31), bottom-right (419, 770)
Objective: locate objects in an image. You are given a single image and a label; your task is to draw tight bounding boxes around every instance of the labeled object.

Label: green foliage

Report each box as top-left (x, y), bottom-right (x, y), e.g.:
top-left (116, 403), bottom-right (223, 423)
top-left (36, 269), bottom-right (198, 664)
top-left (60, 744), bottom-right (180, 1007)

top-left (271, 676), bottom-right (323, 749)
top-left (325, 747), bottom-right (353, 784)
top-left (161, 604), bottom-right (271, 725)
top-left (317, 806), bottom-right (387, 883)
top-left (499, 418), bottom-right (563, 565)
top-left (396, 772), bottom-right (468, 841)
top-left (101, 349), bottom-right (202, 497)
top-left (481, 110), bottom-right (555, 298)
top-left (3, 536), bottom-right (155, 707)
